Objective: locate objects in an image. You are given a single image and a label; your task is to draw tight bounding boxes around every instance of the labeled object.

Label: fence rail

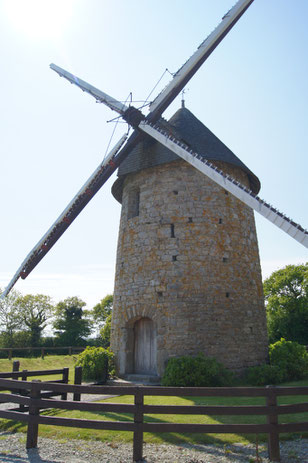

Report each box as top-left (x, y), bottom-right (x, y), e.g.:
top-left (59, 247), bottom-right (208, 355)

top-left (0, 378), bottom-right (308, 461)
top-left (0, 346), bottom-right (85, 359)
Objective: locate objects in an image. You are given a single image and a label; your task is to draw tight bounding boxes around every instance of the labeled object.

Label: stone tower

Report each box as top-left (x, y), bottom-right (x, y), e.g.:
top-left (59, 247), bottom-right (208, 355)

top-left (111, 107), bottom-right (268, 377)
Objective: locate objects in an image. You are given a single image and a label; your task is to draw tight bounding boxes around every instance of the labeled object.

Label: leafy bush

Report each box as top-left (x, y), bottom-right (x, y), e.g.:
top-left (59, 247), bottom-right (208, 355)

top-left (75, 346), bottom-right (114, 383)
top-left (245, 364), bottom-right (284, 386)
top-left (245, 338), bottom-right (308, 386)
top-left (40, 336), bottom-right (56, 347)
top-left (162, 353), bottom-right (234, 387)
top-left (269, 338), bottom-right (308, 381)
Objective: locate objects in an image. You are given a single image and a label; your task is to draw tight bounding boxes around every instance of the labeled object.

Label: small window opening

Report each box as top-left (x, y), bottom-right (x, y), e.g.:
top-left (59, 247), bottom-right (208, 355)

top-left (188, 217), bottom-right (193, 223)
top-left (219, 218), bottom-right (223, 224)
top-left (157, 291), bottom-right (163, 297)
top-left (127, 188), bottom-right (140, 219)
top-left (250, 326), bottom-right (253, 333)
top-left (170, 224), bottom-right (175, 238)
top-left (226, 292), bottom-right (230, 298)
top-left (172, 255), bottom-right (177, 261)
top-left (224, 190), bottom-right (229, 195)
top-left (173, 190), bottom-right (178, 195)
top-left (222, 257), bottom-right (228, 263)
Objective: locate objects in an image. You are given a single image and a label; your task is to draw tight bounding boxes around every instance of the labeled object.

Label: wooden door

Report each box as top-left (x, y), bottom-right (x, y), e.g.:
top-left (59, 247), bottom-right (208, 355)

top-left (134, 318), bottom-right (157, 374)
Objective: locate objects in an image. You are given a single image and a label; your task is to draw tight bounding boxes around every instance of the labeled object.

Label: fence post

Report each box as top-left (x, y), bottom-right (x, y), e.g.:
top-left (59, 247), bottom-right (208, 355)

top-left (61, 368), bottom-right (69, 400)
top-left (73, 366), bottom-right (82, 401)
top-left (26, 380), bottom-right (41, 449)
top-left (266, 385), bottom-right (280, 462)
top-left (10, 360), bottom-right (20, 395)
top-left (68, 346), bottom-right (72, 356)
top-left (19, 370), bottom-right (28, 411)
top-left (41, 348), bottom-right (45, 359)
top-left (133, 387), bottom-right (144, 462)
top-left (12, 360), bottom-right (20, 373)
top-left (8, 349), bottom-right (12, 360)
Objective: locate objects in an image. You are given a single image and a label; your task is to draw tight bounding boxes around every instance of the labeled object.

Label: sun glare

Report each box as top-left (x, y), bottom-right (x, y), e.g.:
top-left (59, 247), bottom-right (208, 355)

top-left (4, 0), bottom-right (74, 40)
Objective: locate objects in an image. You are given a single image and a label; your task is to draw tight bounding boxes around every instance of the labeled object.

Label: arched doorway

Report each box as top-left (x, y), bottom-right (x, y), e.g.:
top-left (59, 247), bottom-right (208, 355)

top-left (134, 318), bottom-right (157, 374)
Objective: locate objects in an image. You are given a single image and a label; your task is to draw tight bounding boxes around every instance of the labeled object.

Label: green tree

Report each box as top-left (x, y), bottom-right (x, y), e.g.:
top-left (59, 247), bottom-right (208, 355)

top-left (54, 297), bottom-right (92, 346)
top-left (92, 294), bottom-right (113, 348)
top-left (0, 288), bottom-right (22, 347)
top-left (264, 263), bottom-right (308, 344)
top-left (100, 313), bottom-right (111, 348)
top-left (92, 294), bottom-right (113, 327)
top-left (14, 294), bottom-right (53, 347)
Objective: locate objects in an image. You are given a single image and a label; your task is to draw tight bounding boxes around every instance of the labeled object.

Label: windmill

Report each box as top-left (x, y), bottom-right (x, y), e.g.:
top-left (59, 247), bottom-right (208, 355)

top-left (2, 0), bottom-right (307, 375)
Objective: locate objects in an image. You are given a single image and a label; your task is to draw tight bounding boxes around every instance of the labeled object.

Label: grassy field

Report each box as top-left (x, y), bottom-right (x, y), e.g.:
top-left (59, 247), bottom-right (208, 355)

top-left (0, 356), bottom-right (307, 446)
top-left (0, 355), bottom-right (78, 382)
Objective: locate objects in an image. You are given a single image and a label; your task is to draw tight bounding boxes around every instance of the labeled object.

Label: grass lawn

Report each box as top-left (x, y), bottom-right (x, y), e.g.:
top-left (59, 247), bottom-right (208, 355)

top-left (0, 373), bottom-right (307, 446)
top-left (0, 355), bottom-right (78, 383)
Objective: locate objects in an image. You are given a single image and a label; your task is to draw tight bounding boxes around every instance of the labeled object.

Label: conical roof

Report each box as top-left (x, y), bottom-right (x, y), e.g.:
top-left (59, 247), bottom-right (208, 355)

top-left (112, 107), bottom-right (260, 202)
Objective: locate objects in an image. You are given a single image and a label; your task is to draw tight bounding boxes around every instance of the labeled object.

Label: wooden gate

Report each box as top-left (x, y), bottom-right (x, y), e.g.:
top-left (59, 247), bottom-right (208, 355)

top-left (134, 318), bottom-right (157, 374)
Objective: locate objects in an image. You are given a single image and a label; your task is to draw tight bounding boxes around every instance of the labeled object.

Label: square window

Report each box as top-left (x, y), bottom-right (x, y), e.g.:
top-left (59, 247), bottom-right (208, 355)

top-left (127, 188), bottom-right (140, 219)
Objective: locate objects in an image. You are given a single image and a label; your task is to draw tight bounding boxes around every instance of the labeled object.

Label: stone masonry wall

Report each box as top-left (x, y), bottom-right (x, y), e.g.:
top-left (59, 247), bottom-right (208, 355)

top-left (111, 159), bottom-right (268, 376)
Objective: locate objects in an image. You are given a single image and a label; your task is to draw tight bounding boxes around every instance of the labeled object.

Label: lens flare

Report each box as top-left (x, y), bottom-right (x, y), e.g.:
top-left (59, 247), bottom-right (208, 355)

top-left (3, 0), bottom-right (74, 40)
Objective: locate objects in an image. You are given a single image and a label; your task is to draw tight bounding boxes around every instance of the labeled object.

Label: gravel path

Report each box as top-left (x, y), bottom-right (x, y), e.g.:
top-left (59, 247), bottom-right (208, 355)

top-left (0, 432), bottom-right (307, 463)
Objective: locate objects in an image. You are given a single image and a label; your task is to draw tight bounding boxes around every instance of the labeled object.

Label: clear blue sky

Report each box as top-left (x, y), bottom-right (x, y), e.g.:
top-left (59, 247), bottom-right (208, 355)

top-left (0, 0), bottom-right (307, 308)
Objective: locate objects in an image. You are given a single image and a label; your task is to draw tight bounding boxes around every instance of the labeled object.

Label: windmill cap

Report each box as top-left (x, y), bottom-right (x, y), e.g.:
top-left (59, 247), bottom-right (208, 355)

top-left (112, 107), bottom-right (260, 203)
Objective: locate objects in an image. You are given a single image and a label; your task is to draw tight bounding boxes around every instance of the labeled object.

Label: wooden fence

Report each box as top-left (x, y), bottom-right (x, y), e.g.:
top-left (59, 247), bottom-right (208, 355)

top-left (0, 363), bottom-right (83, 406)
top-left (0, 380), bottom-right (308, 462)
top-left (0, 346), bottom-right (85, 359)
